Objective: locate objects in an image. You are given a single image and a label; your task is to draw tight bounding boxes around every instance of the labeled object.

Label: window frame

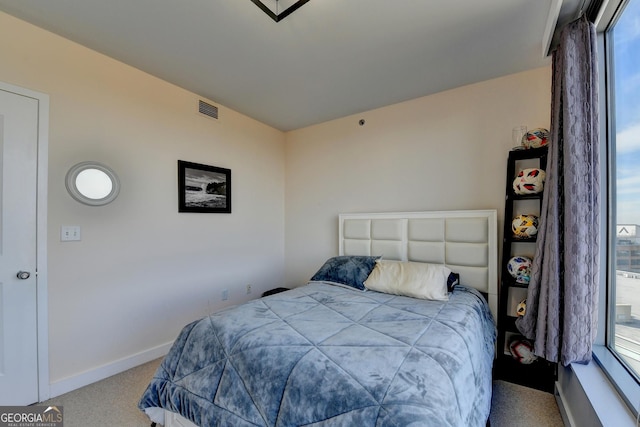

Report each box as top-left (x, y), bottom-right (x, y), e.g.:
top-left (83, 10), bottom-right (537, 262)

top-left (596, 0), bottom-right (640, 415)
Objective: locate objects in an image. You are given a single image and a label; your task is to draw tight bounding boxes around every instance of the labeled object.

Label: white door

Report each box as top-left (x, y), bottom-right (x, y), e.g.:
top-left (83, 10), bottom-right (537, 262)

top-left (0, 88), bottom-right (40, 405)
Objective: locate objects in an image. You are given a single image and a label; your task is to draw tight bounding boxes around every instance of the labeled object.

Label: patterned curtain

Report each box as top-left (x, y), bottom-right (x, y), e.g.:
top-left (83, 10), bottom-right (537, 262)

top-left (515, 16), bottom-right (600, 366)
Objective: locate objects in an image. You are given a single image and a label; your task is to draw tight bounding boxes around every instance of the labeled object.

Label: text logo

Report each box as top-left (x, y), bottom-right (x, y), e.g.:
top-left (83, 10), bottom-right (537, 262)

top-left (0, 406), bottom-right (63, 427)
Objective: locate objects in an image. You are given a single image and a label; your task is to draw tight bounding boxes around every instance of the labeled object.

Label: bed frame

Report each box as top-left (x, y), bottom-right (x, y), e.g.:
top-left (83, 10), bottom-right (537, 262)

top-left (339, 210), bottom-right (498, 319)
top-left (156, 209), bottom-right (498, 427)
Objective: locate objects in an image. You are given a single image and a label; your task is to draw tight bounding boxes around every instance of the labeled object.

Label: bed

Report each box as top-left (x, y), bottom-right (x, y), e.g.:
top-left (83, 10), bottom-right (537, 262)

top-left (139, 210), bottom-right (498, 427)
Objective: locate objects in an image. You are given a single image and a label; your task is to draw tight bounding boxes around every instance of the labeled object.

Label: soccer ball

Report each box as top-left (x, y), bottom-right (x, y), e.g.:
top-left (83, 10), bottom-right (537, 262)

top-left (512, 214), bottom-right (539, 239)
top-left (522, 128), bottom-right (550, 149)
top-left (516, 299), bottom-right (527, 317)
top-left (510, 339), bottom-right (537, 364)
top-left (513, 168), bottom-right (546, 195)
top-left (507, 256), bottom-right (532, 284)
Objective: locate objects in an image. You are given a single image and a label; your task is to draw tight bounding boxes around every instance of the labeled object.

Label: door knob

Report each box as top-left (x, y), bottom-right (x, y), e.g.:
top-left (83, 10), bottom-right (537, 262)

top-left (17, 271), bottom-right (31, 280)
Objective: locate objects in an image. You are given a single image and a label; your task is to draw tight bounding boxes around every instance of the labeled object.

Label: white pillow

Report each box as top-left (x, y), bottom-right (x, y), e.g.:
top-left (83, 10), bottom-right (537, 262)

top-left (364, 260), bottom-right (451, 300)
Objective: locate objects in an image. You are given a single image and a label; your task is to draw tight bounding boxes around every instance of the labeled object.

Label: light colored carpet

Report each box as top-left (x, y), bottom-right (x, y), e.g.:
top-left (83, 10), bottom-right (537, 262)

top-left (40, 359), bottom-right (159, 427)
top-left (41, 359), bottom-right (564, 426)
top-left (490, 380), bottom-right (564, 426)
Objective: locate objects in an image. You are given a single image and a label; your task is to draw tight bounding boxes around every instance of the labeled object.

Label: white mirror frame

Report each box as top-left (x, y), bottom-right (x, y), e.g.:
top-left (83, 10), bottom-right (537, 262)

top-left (65, 161), bottom-right (120, 206)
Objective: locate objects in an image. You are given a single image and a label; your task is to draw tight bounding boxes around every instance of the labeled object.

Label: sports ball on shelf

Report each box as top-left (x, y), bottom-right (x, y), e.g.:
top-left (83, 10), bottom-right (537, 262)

top-left (507, 256), bottom-right (532, 284)
top-left (521, 128), bottom-right (550, 149)
top-left (512, 214), bottom-right (539, 239)
top-left (509, 339), bottom-right (537, 364)
top-left (516, 299), bottom-right (527, 317)
top-left (513, 168), bottom-right (546, 195)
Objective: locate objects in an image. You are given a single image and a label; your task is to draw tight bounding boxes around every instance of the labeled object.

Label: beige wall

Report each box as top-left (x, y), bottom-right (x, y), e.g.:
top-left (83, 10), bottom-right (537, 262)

top-left (0, 12), bottom-right (285, 388)
top-left (2, 9), bottom-right (552, 397)
top-left (284, 66), bottom-right (551, 286)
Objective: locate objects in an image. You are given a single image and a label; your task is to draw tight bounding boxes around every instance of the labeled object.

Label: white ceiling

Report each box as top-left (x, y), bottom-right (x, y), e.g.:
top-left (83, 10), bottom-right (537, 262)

top-left (0, 0), bottom-right (582, 131)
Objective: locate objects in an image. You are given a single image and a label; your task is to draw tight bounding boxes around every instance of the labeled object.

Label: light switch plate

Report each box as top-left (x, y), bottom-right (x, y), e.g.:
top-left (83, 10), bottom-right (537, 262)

top-left (61, 225), bottom-right (81, 241)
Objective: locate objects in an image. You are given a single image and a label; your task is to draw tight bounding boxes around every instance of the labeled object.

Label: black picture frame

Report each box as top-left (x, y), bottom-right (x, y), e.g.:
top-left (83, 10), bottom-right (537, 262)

top-left (178, 160), bottom-right (231, 213)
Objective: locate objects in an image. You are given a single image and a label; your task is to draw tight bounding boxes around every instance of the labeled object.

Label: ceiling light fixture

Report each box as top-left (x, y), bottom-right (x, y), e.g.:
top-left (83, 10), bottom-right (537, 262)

top-left (250, 0), bottom-right (310, 22)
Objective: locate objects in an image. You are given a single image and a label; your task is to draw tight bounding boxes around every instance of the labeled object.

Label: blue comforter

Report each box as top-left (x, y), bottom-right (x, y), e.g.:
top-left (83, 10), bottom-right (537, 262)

top-left (139, 283), bottom-right (496, 426)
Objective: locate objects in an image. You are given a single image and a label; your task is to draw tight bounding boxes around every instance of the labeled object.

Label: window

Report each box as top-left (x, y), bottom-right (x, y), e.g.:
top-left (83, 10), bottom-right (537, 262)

top-left (606, 0), bottom-right (640, 397)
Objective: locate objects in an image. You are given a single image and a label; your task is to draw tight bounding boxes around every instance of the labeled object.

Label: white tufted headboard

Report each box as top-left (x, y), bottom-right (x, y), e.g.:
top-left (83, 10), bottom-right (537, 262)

top-left (339, 210), bottom-right (498, 318)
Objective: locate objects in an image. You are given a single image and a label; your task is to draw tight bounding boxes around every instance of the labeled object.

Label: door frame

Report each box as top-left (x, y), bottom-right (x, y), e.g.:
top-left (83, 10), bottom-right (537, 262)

top-left (1, 80), bottom-right (49, 402)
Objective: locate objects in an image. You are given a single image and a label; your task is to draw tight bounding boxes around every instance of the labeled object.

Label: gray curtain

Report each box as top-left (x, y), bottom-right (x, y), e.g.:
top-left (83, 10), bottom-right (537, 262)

top-left (515, 16), bottom-right (600, 366)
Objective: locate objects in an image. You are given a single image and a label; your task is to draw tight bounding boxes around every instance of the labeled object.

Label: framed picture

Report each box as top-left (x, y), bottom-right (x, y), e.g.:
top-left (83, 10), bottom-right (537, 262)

top-left (178, 160), bottom-right (231, 213)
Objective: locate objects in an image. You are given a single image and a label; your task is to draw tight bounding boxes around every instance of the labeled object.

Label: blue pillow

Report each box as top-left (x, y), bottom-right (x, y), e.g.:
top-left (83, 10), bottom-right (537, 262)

top-left (447, 272), bottom-right (460, 292)
top-left (310, 256), bottom-right (380, 291)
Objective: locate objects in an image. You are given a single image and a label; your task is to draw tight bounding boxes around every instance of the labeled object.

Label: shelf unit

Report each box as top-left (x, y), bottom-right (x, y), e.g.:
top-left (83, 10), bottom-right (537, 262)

top-left (495, 146), bottom-right (557, 393)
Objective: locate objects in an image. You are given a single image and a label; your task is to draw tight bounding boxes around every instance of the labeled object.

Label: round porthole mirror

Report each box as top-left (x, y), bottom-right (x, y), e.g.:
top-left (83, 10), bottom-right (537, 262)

top-left (65, 161), bottom-right (120, 206)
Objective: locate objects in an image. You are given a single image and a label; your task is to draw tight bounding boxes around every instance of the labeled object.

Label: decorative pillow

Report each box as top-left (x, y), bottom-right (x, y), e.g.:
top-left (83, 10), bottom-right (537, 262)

top-left (364, 260), bottom-right (451, 300)
top-left (309, 255), bottom-right (380, 291)
top-left (447, 272), bottom-right (460, 292)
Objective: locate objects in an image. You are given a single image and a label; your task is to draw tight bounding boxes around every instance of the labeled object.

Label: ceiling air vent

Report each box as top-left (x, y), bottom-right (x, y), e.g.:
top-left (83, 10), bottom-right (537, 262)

top-left (198, 100), bottom-right (219, 120)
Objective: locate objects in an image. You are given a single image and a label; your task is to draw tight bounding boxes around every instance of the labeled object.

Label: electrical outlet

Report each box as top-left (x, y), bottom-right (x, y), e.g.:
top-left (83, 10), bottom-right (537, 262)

top-left (246, 284), bottom-right (252, 295)
top-left (61, 225), bottom-right (81, 242)
top-left (222, 289), bottom-right (229, 301)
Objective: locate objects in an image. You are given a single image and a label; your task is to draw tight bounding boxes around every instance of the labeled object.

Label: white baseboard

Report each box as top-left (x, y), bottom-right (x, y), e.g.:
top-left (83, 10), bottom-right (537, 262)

top-left (47, 341), bottom-right (173, 399)
top-left (554, 381), bottom-right (576, 427)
